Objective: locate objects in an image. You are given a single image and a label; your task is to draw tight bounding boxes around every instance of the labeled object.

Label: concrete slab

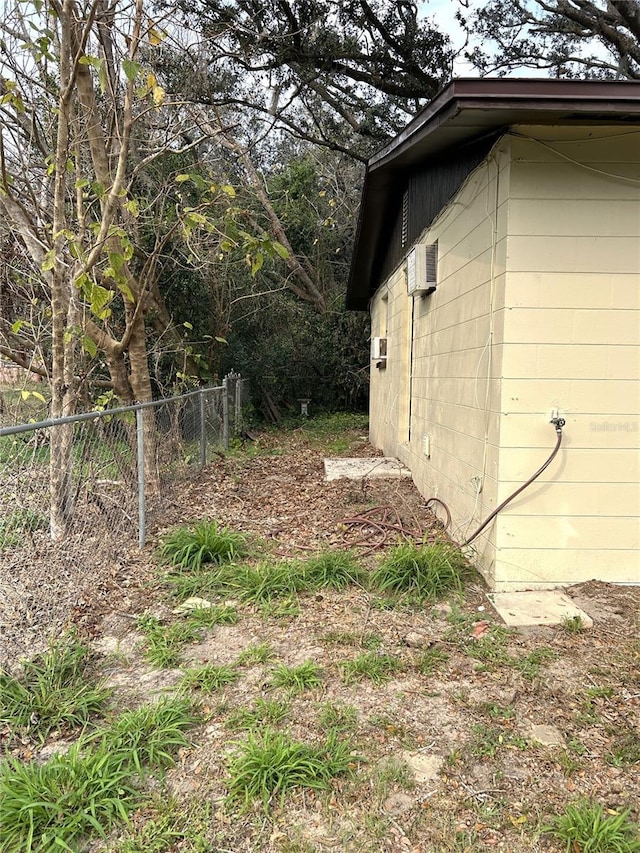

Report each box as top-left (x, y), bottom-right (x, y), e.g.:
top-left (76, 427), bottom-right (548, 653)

top-left (324, 457), bottom-right (412, 482)
top-left (489, 590), bottom-right (593, 628)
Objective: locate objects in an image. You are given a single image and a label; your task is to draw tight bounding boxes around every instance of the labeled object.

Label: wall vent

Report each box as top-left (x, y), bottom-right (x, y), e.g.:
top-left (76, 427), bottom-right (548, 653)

top-left (407, 242), bottom-right (438, 296)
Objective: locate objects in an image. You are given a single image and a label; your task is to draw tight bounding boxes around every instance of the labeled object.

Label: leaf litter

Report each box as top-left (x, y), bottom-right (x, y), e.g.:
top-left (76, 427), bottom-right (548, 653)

top-left (2, 422), bottom-right (639, 852)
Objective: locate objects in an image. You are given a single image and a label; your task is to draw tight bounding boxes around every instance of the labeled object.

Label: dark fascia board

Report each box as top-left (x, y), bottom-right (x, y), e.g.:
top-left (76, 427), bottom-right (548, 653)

top-left (347, 77), bottom-right (640, 310)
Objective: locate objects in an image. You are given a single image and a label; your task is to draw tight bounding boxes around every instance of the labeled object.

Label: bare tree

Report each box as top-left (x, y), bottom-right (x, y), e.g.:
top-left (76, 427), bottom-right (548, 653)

top-left (0, 0), bottom-right (241, 533)
top-left (466, 0), bottom-right (640, 79)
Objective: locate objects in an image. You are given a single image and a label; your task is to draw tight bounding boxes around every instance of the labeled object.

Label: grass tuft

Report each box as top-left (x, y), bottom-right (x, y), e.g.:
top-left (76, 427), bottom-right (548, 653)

top-left (236, 643), bottom-right (274, 666)
top-left (371, 541), bottom-right (468, 601)
top-left (0, 697), bottom-right (197, 853)
top-left (341, 651), bottom-right (401, 685)
top-left (0, 633), bottom-right (110, 742)
top-left (99, 695), bottom-right (196, 772)
top-left (302, 550), bottom-right (365, 590)
top-left (180, 664), bottom-right (240, 692)
top-left (159, 520), bottom-right (247, 571)
top-left (270, 661), bottom-right (323, 694)
top-left (226, 728), bottom-right (358, 810)
top-left (0, 740), bottom-right (138, 853)
top-left (545, 800), bottom-right (640, 853)
top-left (136, 615), bottom-right (202, 668)
top-left (225, 699), bottom-right (290, 731)
top-left (234, 560), bottom-right (309, 603)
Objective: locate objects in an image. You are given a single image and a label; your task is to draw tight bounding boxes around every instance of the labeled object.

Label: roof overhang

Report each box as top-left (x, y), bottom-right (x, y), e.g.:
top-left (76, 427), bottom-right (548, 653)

top-left (347, 78), bottom-right (640, 310)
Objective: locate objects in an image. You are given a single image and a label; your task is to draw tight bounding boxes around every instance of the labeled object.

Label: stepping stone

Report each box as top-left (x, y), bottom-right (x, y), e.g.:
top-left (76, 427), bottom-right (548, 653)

top-left (489, 590), bottom-right (593, 628)
top-left (324, 457), bottom-right (412, 481)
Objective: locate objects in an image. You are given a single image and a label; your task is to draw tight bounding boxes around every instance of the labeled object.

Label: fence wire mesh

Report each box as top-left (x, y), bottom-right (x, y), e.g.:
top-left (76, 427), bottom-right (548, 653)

top-left (0, 375), bottom-right (245, 666)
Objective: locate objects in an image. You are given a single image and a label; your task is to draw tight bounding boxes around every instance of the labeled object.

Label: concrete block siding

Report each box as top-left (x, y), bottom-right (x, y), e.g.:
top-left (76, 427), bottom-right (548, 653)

top-left (369, 127), bottom-right (640, 590)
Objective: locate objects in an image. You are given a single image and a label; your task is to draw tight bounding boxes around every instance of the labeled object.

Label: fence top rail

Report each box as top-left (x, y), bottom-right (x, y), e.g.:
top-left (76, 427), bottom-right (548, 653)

top-left (0, 385), bottom-right (224, 438)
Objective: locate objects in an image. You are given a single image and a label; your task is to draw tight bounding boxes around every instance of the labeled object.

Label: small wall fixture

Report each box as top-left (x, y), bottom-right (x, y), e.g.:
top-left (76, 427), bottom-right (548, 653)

top-left (371, 337), bottom-right (387, 365)
top-left (407, 243), bottom-right (438, 296)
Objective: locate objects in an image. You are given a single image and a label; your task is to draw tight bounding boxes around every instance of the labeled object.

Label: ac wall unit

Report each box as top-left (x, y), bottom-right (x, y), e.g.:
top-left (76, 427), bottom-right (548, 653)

top-left (407, 242), bottom-right (438, 296)
top-left (370, 336), bottom-right (387, 362)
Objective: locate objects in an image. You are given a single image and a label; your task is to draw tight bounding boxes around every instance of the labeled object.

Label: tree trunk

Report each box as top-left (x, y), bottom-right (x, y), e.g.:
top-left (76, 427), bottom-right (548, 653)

top-left (127, 311), bottom-right (160, 498)
top-left (49, 0), bottom-right (75, 540)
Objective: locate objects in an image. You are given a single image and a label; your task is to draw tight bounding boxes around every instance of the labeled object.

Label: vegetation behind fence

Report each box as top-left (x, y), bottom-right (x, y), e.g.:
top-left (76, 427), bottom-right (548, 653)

top-left (0, 374), bottom-right (246, 553)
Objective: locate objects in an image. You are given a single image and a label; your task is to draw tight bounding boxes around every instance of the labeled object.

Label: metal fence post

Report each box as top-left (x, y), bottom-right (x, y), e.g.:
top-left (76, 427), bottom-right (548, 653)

top-left (136, 406), bottom-right (146, 548)
top-left (199, 389), bottom-right (207, 467)
top-left (222, 377), bottom-right (230, 450)
top-left (234, 378), bottom-right (242, 433)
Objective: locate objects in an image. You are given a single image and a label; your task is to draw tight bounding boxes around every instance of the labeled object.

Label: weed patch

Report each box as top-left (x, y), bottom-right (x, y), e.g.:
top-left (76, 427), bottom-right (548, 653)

top-left (159, 520), bottom-right (247, 570)
top-left (100, 696), bottom-right (196, 772)
top-left (184, 604), bottom-right (238, 628)
top-left (417, 646), bottom-right (449, 675)
top-left (545, 800), bottom-right (640, 852)
top-left (341, 651), bottom-right (402, 685)
top-left (372, 541), bottom-right (468, 601)
top-left (180, 664), bottom-right (240, 692)
top-left (236, 643), bottom-right (274, 666)
top-left (226, 699), bottom-right (291, 731)
top-left (302, 550), bottom-right (365, 590)
top-left (234, 560), bottom-right (309, 603)
top-left (317, 701), bottom-right (359, 733)
top-left (270, 661), bottom-right (323, 694)
top-left (116, 796), bottom-right (212, 853)
top-left (0, 740), bottom-right (138, 853)
top-left (0, 508), bottom-right (48, 548)
top-left (137, 615), bottom-right (202, 668)
top-left (0, 697), bottom-right (196, 853)
top-left (0, 634), bottom-right (110, 743)
top-left (226, 728), bottom-right (358, 810)
top-left (470, 723), bottom-right (528, 758)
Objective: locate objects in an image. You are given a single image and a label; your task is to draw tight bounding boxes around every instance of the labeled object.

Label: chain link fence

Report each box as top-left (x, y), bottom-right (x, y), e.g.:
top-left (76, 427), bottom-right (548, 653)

top-left (0, 373), bottom-right (246, 664)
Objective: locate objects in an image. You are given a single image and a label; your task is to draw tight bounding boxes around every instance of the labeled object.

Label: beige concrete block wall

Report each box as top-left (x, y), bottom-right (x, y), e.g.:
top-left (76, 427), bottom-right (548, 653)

top-left (370, 125), bottom-right (640, 591)
top-left (369, 141), bottom-right (512, 586)
top-left (494, 126), bottom-right (640, 589)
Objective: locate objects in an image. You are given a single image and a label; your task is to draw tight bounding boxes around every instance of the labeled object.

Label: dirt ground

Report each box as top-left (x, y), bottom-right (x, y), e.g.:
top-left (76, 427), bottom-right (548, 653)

top-left (4, 421), bottom-right (640, 851)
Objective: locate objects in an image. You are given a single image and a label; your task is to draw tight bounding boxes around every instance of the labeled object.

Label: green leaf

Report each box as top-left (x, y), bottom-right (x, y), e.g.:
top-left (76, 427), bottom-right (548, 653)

top-left (215, 336), bottom-right (228, 344)
top-left (175, 174), bottom-right (191, 183)
top-left (107, 251), bottom-right (125, 273)
top-left (98, 63), bottom-right (108, 94)
top-left (124, 198), bottom-right (140, 217)
top-left (183, 321), bottom-right (193, 330)
top-left (41, 249), bottom-right (55, 271)
top-left (185, 211), bottom-right (208, 226)
top-left (272, 241), bottom-right (289, 260)
top-left (116, 280), bottom-right (135, 303)
top-left (79, 55), bottom-right (103, 69)
top-left (81, 336), bottom-right (97, 357)
top-left (221, 184), bottom-right (236, 197)
top-left (122, 58), bottom-right (140, 82)
top-left (251, 252), bottom-right (264, 276)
